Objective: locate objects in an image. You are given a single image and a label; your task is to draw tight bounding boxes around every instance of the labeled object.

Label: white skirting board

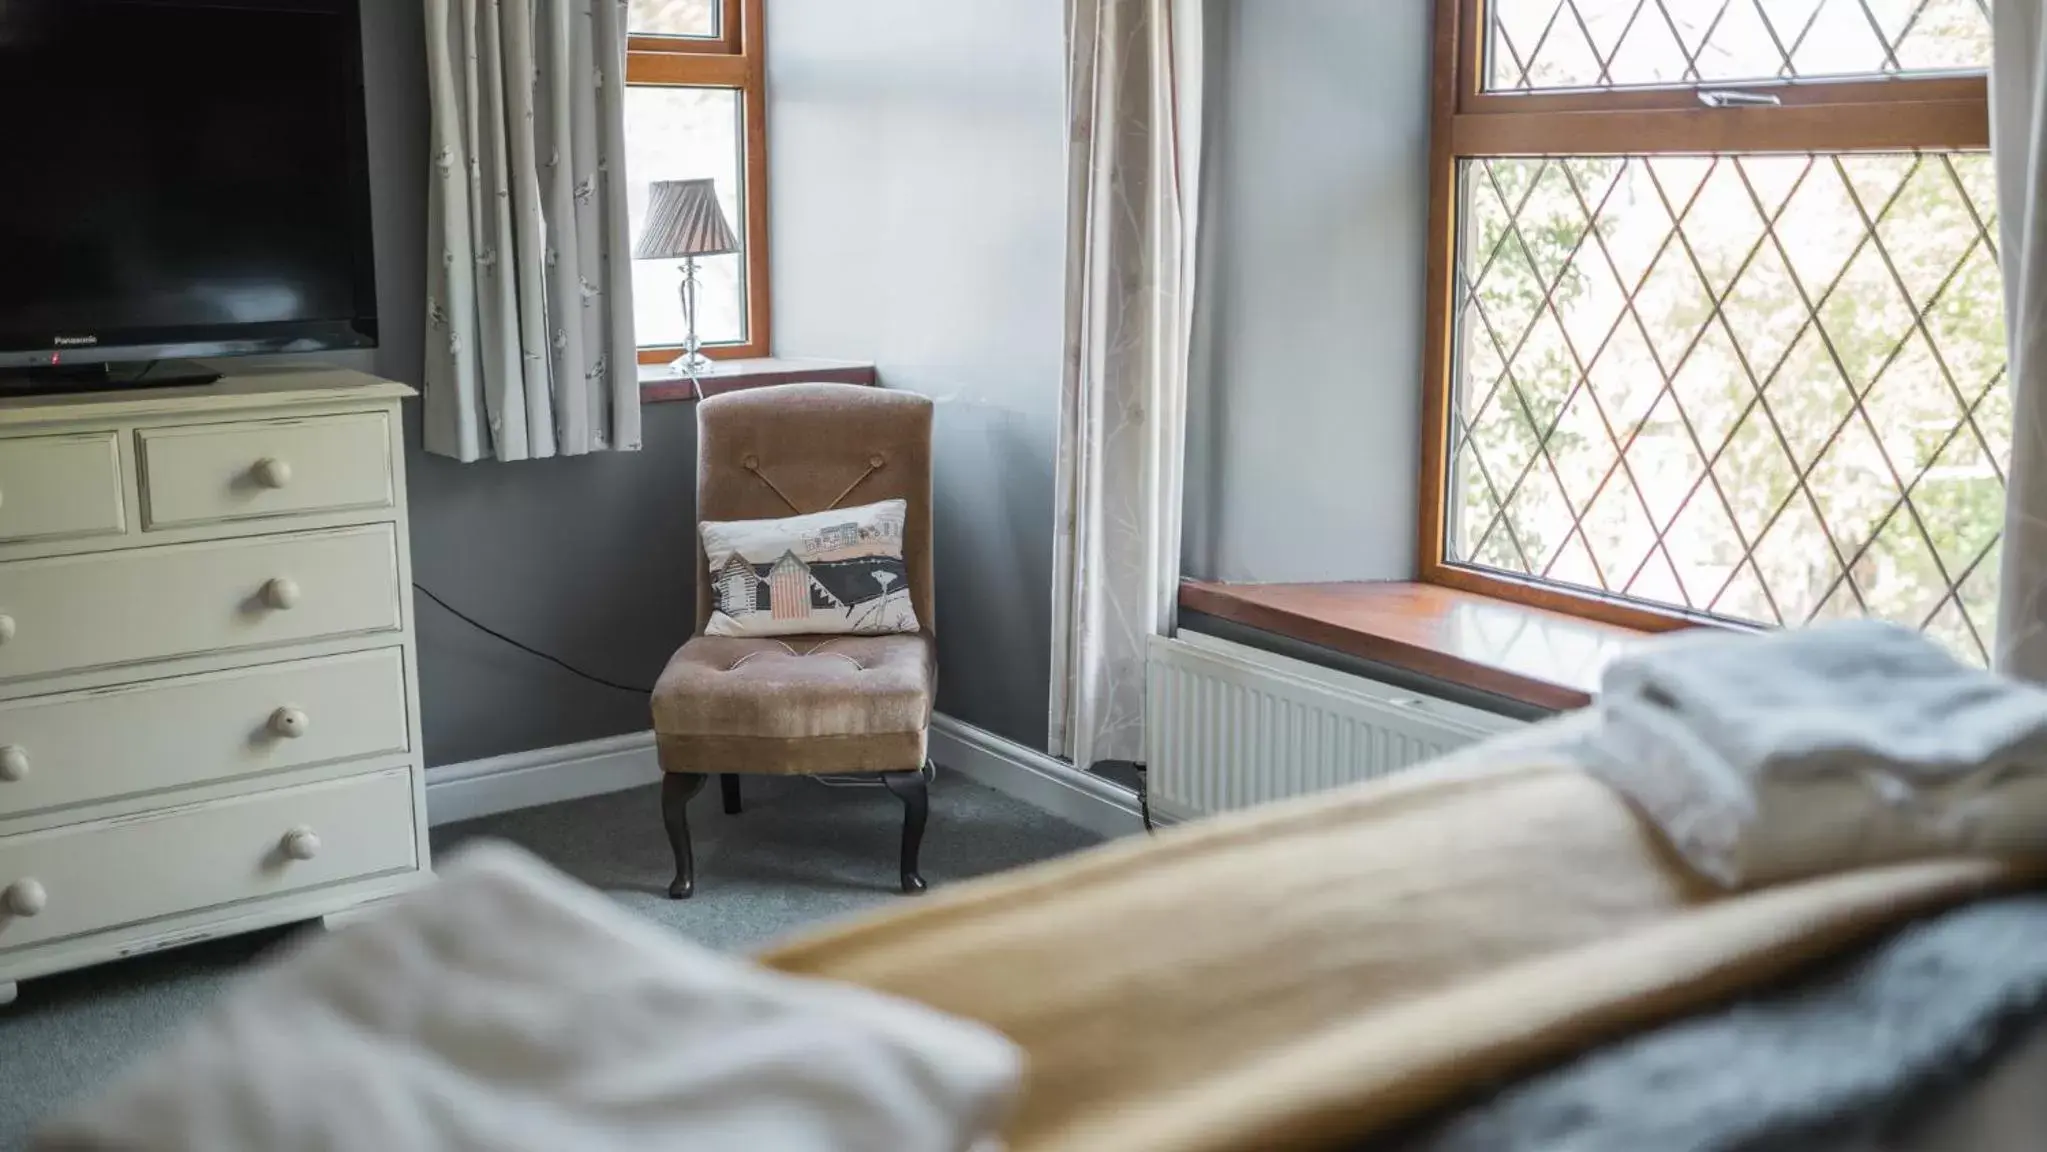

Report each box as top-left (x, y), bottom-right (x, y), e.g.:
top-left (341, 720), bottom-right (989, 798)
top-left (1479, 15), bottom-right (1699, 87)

top-left (424, 718), bottom-right (1148, 840)
top-left (424, 731), bottom-right (661, 827)
top-left (927, 715), bottom-right (1148, 840)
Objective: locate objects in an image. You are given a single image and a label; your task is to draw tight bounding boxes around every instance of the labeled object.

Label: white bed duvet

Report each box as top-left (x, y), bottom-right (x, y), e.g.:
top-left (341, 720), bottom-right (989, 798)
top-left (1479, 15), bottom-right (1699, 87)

top-left (35, 844), bottom-right (1020, 1152)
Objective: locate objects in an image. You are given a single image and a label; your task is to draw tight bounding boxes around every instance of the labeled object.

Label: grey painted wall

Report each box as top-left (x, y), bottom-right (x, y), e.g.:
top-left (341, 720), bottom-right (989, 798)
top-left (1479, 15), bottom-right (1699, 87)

top-left (1181, 0), bottom-right (1434, 584)
top-left (764, 0), bottom-right (1068, 750)
top-left (341, 0), bottom-right (701, 767)
top-left (340, 0), bottom-right (1066, 762)
top-left (339, 0), bottom-right (1418, 762)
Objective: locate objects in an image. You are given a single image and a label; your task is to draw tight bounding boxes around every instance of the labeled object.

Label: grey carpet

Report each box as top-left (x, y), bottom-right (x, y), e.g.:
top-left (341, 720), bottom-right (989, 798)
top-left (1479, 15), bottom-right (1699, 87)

top-left (0, 773), bottom-right (1102, 1149)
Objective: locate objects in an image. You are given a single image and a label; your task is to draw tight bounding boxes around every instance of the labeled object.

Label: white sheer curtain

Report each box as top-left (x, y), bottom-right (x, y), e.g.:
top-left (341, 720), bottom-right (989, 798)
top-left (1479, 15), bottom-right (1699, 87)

top-left (1994, 0), bottom-right (2047, 678)
top-left (422, 0), bottom-right (641, 463)
top-left (1048, 0), bottom-right (1203, 770)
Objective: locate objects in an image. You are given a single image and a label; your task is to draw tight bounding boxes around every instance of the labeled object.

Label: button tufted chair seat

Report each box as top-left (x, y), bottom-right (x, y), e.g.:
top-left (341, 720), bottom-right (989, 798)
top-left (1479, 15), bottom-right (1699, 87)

top-left (651, 634), bottom-right (934, 775)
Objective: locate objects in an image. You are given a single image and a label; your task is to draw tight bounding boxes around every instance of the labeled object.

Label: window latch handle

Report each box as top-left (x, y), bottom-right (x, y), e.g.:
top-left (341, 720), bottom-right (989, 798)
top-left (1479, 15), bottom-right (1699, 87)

top-left (1697, 89), bottom-right (1782, 108)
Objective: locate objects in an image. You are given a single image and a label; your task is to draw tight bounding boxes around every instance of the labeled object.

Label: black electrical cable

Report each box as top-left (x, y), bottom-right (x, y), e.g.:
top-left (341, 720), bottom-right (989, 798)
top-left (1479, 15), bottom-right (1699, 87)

top-left (413, 583), bottom-right (654, 695)
top-left (412, 585), bottom-right (938, 792)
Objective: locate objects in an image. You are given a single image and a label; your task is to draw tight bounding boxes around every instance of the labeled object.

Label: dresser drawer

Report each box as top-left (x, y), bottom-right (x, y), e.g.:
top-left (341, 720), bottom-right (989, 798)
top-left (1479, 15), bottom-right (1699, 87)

top-left (0, 769), bottom-right (417, 952)
top-left (0, 648), bottom-right (410, 820)
top-left (138, 413), bottom-right (394, 529)
top-left (0, 432), bottom-right (125, 544)
top-left (0, 525), bottom-right (401, 682)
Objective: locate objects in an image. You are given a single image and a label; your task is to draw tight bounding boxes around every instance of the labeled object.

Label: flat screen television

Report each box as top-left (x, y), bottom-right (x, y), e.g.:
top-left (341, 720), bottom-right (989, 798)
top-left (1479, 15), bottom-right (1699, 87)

top-left (0, 0), bottom-right (377, 388)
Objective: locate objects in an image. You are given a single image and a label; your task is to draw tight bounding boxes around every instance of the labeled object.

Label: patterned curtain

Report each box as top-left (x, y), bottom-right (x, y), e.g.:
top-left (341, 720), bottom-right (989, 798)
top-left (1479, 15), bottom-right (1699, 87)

top-left (1995, 0), bottom-right (2047, 677)
top-left (421, 0), bottom-right (641, 462)
top-left (1049, 0), bottom-right (1204, 769)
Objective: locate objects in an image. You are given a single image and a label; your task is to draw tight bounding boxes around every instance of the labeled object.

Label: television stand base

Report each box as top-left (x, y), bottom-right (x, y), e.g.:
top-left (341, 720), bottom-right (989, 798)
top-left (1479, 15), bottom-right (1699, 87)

top-left (0, 359), bottom-right (223, 396)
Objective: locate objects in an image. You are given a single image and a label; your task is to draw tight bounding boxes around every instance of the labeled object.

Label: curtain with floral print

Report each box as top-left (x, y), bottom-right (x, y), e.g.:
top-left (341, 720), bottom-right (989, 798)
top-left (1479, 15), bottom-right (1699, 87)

top-left (422, 0), bottom-right (640, 462)
top-left (1048, 0), bottom-right (1203, 771)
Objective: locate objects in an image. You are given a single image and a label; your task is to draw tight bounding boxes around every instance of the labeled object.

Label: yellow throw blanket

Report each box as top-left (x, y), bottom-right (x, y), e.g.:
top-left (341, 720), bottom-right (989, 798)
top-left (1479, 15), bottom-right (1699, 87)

top-left (761, 753), bottom-right (2044, 1152)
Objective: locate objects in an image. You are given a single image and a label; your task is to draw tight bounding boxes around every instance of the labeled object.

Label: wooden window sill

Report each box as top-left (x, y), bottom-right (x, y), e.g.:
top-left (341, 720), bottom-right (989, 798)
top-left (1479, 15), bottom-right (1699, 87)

top-left (639, 357), bottom-right (876, 403)
top-left (1178, 579), bottom-right (1656, 712)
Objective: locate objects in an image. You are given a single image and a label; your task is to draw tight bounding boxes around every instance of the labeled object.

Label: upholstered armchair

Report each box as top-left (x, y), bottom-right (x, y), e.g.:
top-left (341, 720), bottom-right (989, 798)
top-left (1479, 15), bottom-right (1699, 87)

top-left (649, 384), bottom-right (936, 898)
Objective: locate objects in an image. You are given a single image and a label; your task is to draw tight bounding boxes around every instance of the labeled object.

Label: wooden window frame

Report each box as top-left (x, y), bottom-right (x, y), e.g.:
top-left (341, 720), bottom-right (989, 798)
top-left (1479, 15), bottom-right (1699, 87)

top-left (1414, 0), bottom-right (1991, 634)
top-left (626, 0), bottom-right (772, 365)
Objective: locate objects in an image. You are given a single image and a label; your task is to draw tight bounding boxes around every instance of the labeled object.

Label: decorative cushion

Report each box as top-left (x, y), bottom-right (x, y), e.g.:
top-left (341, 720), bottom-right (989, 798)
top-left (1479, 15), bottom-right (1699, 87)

top-left (650, 634), bottom-right (935, 776)
top-left (701, 500), bottom-right (919, 638)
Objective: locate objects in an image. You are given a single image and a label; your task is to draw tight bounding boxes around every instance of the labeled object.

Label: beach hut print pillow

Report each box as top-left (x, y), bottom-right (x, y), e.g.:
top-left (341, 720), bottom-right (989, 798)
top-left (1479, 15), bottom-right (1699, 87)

top-left (701, 500), bottom-right (919, 637)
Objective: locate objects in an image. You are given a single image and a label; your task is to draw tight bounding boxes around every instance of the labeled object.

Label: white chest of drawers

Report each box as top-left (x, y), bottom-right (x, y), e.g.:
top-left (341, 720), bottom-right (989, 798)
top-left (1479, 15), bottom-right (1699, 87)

top-left (0, 366), bottom-right (429, 1005)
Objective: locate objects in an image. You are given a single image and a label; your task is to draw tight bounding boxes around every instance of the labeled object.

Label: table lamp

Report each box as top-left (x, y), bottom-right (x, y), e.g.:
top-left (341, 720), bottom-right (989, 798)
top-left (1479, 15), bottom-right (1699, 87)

top-left (633, 178), bottom-right (739, 380)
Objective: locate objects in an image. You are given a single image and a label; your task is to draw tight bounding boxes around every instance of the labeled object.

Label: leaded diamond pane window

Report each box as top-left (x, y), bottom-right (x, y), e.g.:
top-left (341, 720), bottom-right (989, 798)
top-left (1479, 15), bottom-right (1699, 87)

top-left (1487, 0), bottom-right (1992, 92)
top-left (1445, 151), bottom-right (2008, 660)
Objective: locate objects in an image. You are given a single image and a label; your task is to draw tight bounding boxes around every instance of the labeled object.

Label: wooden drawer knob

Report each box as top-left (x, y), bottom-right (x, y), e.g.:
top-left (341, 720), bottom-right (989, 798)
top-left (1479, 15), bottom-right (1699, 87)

top-left (269, 707), bottom-right (310, 739)
top-left (3, 879), bottom-right (45, 917)
top-left (282, 826), bottom-right (321, 862)
top-left (262, 578), bottom-right (301, 610)
top-left (252, 458), bottom-right (293, 489)
top-left (0, 746), bottom-right (26, 782)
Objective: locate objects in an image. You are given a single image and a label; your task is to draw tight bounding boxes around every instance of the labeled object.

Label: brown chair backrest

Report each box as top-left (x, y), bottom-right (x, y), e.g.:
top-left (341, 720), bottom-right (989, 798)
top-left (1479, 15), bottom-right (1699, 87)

top-left (694, 383), bottom-right (935, 638)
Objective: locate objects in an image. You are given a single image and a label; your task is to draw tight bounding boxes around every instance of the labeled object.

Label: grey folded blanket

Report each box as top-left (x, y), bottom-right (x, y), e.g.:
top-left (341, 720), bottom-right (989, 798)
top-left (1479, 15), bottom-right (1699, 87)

top-left (1387, 894), bottom-right (2047, 1152)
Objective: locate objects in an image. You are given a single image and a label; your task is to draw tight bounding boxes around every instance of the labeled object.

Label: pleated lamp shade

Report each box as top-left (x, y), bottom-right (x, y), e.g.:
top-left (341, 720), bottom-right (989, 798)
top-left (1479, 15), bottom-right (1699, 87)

top-left (634, 178), bottom-right (740, 260)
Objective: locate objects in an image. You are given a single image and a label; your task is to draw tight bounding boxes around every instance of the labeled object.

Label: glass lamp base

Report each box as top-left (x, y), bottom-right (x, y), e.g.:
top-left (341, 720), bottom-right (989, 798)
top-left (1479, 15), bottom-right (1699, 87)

top-left (667, 352), bottom-right (715, 377)
top-left (671, 257), bottom-right (716, 379)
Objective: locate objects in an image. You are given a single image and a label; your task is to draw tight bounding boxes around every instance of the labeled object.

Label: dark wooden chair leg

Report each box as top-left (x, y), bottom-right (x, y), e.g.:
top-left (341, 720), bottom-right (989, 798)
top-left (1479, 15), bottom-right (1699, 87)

top-left (881, 768), bottom-right (929, 895)
top-left (662, 773), bottom-right (708, 899)
top-left (720, 772), bottom-right (743, 815)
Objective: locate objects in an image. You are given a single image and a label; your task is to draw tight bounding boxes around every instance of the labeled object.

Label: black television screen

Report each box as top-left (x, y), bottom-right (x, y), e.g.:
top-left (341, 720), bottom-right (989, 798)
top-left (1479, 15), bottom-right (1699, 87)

top-left (0, 0), bottom-right (377, 371)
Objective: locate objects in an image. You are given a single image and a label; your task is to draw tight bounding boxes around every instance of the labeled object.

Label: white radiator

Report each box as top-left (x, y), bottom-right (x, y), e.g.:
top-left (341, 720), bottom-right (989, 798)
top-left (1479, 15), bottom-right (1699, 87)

top-left (1145, 630), bottom-right (1523, 820)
